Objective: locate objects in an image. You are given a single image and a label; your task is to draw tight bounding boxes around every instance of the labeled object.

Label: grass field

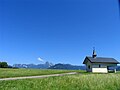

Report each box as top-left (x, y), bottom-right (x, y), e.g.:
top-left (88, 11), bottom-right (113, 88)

top-left (0, 73), bottom-right (120, 90)
top-left (0, 68), bottom-right (81, 78)
top-left (0, 69), bottom-right (120, 90)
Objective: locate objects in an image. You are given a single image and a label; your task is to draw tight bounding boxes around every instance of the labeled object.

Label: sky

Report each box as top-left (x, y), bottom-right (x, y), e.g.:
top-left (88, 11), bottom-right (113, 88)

top-left (0, 0), bottom-right (120, 65)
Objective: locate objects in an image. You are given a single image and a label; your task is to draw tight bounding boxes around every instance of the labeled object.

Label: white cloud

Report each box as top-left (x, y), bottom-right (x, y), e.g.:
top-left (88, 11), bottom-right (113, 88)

top-left (37, 57), bottom-right (44, 62)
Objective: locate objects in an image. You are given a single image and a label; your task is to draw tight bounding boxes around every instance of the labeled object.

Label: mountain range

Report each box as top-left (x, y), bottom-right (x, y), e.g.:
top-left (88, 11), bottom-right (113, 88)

top-left (13, 61), bottom-right (53, 69)
top-left (12, 62), bottom-right (120, 71)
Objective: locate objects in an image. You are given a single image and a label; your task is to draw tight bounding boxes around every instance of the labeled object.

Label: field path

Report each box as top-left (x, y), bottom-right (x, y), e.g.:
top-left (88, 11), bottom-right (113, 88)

top-left (0, 72), bottom-right (77, 81)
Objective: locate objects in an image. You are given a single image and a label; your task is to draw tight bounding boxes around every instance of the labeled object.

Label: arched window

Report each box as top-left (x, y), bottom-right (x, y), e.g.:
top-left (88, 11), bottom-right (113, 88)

top-left (88, 65), bottom-right (90, 69)
top-left (99, 64), bottom-right (101, 68)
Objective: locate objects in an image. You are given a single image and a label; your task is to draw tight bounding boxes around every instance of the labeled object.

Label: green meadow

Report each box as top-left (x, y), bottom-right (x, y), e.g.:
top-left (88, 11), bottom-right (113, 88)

top-left (0, 69), bottom-right (120, 90)
top-left (0, 68), bottom-right (79, 78)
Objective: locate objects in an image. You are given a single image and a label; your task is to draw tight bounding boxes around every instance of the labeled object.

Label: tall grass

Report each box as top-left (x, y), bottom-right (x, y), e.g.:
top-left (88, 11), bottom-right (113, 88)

top-left (0, 73), bottom-right (120, 90)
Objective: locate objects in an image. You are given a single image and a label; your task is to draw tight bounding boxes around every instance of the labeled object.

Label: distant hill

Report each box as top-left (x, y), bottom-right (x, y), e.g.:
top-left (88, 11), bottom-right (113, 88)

top-left (117, 66), bottom-right (120, 71)
top-left (48, 63), bottom-right (86, 70)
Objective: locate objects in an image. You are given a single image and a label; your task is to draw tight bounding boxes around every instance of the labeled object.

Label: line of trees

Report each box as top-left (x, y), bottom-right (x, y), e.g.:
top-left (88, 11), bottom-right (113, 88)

top-left (0, 62), bottom-right (8, 68)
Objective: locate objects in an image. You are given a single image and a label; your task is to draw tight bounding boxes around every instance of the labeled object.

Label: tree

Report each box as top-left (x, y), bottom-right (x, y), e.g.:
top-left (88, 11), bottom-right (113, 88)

top-left (0, 62), bottom-right (8, 68)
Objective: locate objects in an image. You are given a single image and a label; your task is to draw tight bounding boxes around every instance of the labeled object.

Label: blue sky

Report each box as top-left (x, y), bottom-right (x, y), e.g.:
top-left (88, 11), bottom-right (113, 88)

top-left (0, 0), bottom-right (120, 65)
